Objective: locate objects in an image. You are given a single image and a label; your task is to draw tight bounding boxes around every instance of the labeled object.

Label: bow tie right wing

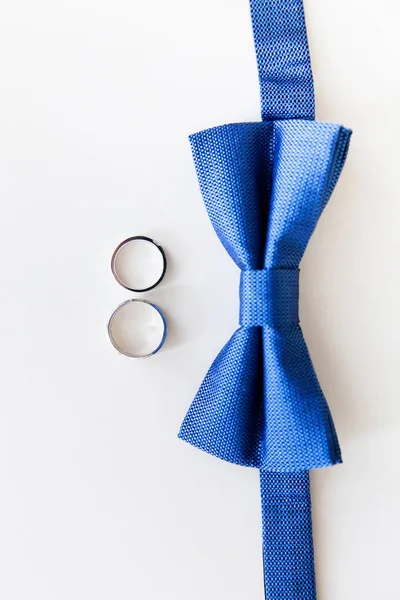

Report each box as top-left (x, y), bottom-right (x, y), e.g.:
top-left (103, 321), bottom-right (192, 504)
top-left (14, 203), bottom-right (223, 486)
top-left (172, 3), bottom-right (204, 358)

top-left (265, 120), bottom-right (352, 269)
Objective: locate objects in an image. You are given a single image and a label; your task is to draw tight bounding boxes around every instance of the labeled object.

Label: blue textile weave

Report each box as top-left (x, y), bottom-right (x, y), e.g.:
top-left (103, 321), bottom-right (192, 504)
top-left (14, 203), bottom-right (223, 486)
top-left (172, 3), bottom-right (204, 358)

top-left (249, 0), bottom-right (315, 121)
top-left (260, 472), bottom-right (316, 599)
top-left (180, 120), bottom-right (350, 472)
top-left (178, 1), bottom-right (351, 598)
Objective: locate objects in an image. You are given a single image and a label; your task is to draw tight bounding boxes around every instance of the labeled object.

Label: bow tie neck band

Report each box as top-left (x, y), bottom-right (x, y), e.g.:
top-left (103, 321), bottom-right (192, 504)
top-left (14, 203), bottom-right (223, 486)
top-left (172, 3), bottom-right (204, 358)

top-left (179, 1), bottom-right (351, 598)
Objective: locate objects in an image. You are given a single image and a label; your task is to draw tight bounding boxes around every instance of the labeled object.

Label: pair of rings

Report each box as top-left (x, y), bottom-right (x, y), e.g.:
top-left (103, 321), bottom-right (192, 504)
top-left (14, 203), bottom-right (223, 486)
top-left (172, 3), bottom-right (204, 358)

top-left (108, 236), bottom-right (168, 359)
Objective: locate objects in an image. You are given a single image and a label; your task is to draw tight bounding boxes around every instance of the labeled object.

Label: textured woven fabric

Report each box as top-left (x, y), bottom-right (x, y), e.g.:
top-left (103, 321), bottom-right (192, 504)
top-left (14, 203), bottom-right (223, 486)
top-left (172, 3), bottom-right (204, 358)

top-left (260, 471), bottom-right (316, 599)
top-left (249, 0), bottom-right (315, 121)
top-left (179, 121), bottom-right (350, 472)
top-left (178, 1), bottom-right (351, 598)
top-left (239, 268), bottom-right (299, 327)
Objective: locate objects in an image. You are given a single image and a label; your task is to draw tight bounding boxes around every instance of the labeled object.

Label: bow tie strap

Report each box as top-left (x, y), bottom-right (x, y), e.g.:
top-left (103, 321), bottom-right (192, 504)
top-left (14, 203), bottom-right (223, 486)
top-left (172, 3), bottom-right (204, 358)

top-left (260, 471), bottom-right (316, 599)
top-left (250, 0), bottom-right (315, 121)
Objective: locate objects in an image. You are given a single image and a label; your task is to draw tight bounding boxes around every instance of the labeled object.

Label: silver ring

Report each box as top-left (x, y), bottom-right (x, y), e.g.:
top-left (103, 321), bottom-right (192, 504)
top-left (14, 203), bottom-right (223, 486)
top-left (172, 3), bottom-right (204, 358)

top-left (111, 236), bottom-right (167, 292)
top-left (107, 299), bottom-right (167, 359)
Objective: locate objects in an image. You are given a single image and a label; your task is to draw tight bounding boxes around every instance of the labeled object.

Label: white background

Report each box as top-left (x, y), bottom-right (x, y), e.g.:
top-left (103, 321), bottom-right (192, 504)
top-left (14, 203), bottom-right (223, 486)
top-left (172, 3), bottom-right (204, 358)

top-left (0, 1), bottom-right (399, 598)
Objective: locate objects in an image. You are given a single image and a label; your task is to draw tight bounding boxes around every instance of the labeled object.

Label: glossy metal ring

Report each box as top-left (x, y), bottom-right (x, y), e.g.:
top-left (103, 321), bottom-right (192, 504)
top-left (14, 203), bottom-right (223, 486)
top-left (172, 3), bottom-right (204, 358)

top-left (111, 236), bottom-right (167, 292)
top-left (107, 299), bottom-right (167, 359)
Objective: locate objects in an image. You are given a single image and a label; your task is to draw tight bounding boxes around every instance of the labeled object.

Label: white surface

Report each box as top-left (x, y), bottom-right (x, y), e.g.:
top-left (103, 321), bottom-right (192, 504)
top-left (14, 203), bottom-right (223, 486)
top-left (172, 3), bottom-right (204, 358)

top-left (0, 1), bottom-right (399, 598)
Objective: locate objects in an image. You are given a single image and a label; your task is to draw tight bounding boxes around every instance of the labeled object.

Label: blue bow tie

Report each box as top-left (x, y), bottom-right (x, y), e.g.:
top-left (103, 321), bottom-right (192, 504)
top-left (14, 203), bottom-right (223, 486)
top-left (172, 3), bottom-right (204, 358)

top-left (178, 1), bottom-right (352, 598)
top-left (179, 120), bottom-right (351, 472)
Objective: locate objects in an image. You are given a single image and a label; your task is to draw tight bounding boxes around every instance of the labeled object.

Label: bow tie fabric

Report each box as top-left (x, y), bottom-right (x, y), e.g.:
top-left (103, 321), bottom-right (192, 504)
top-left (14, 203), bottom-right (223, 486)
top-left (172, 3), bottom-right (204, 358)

top-left (179, 2), bottom-right (351, 598)
top-left (179, 120), bottom-right (350, 472)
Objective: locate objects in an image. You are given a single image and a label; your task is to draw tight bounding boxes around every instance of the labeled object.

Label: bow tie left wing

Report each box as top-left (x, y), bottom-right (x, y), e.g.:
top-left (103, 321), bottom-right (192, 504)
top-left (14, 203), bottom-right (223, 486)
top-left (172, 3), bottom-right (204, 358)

top-left (180, 123), bottom-right (272, 466)
top-left (189, 123), bottom-right (273, 270)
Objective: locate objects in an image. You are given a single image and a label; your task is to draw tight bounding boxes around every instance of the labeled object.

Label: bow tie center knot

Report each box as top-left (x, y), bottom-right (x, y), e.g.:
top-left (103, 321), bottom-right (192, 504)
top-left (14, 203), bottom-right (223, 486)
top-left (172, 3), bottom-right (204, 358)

top-left (239, 268), bottom-right (299, 328)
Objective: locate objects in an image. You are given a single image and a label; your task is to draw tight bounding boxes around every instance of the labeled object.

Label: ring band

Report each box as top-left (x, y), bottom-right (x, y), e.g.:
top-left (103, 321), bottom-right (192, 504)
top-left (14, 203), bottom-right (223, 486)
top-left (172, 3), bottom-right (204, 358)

top-left (111, 236), bottom-right (167, 292)
top-left (107, 299), bottom-right (167, 359)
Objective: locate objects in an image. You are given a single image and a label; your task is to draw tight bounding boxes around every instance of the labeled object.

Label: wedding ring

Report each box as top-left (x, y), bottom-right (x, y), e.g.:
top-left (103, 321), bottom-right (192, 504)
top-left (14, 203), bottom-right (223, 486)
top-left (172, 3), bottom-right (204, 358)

top-left (111, 236), bottom-right (167, 292)
top-left (107, 299), bottom-right (167, 359)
